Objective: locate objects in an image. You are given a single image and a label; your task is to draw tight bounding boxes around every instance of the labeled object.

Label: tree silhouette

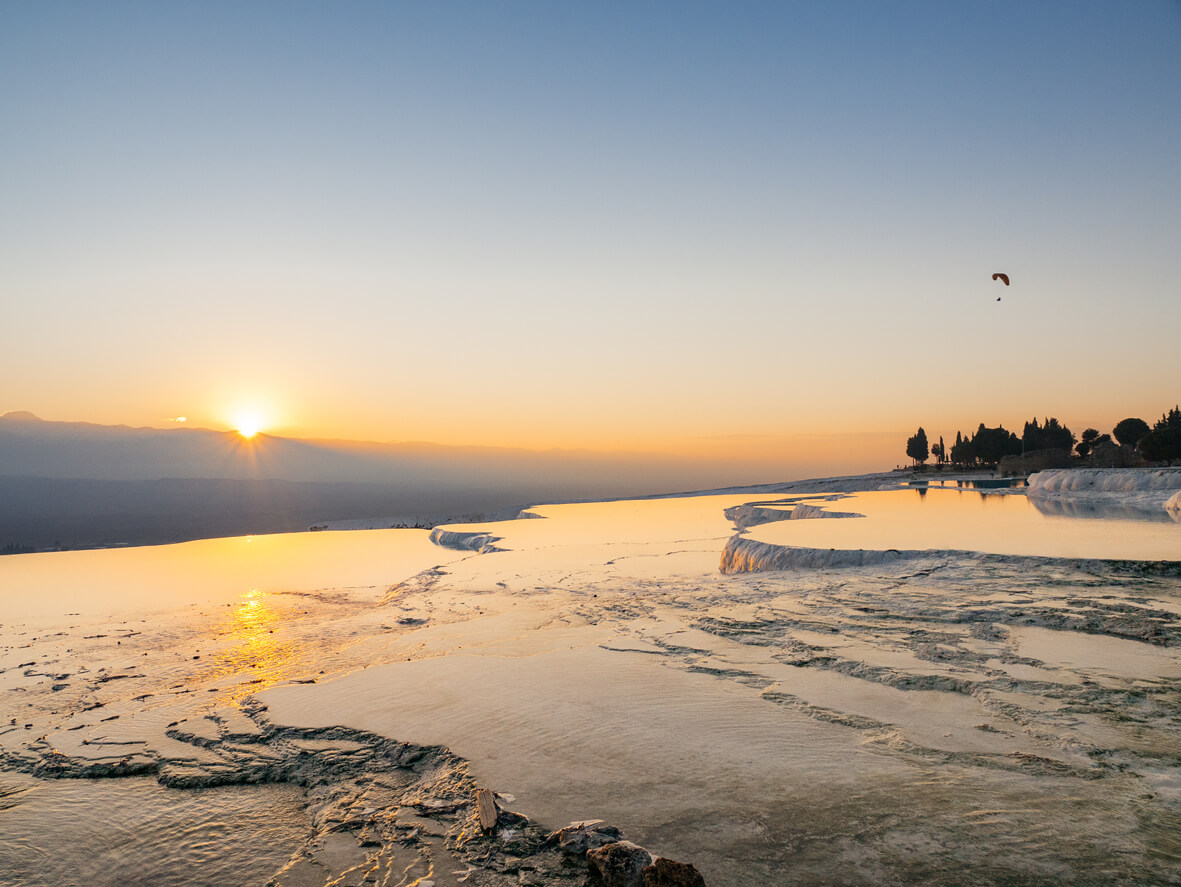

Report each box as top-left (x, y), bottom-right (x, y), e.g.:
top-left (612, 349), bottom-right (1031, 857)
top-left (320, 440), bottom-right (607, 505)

top-left (1112, 417), bottom-right (1150, 449)
top-left (931, 435), bottom-right (945, 464)
top-left (1076, 429), bottom-right (1102, 457)
top-left (1022, 417), bottom-right (1075, 452)
top-left (950, 430), bottom-right (974, 466)
top-left (906, 427), bottom-right (929, 466)
top-left (905, 412), bottom-right (1177, 467)
top-left (972, 423), bottom-right (1022, 464)
top-left (1021, 419), bottom-right (1038, 451)
top-left (1138, 406), bottom-right (1181, 465)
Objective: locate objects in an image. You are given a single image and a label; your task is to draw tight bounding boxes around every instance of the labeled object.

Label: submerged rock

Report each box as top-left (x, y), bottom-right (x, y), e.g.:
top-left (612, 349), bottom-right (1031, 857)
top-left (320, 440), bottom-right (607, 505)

top-left (547, 819), bottom-right (624, 856)
top-left (643, 856), bottom-right (708, 887)
top-left (587, 840), bottom-right (653, 887)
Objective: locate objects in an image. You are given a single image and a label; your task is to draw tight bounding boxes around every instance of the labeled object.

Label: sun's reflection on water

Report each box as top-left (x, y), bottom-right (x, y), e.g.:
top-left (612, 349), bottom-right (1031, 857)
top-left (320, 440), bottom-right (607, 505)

top-left (211, 588), bottom-right (298, 703)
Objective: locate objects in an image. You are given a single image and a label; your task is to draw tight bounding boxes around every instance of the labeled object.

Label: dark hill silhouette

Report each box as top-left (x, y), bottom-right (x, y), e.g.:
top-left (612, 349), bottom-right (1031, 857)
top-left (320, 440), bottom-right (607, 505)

top-left (0, 412), bottom-right (750, 550)
top-left (0, 408), bottom-right (718, 486)
top-left (0, 411), bottom-right (700, 489)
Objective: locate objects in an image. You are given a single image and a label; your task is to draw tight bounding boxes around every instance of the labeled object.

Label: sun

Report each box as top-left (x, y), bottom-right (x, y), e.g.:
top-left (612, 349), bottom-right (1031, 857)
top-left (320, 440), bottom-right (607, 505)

top-left (233, 410), bottom-right (266, 439)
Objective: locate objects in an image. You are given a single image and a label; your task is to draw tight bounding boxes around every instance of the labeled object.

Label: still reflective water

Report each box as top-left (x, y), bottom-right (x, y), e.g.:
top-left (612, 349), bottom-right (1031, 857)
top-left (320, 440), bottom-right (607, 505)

top-left (747, 488), bottom-right (1181, 561)
top-left (0, 528), bottom-right (466, 627)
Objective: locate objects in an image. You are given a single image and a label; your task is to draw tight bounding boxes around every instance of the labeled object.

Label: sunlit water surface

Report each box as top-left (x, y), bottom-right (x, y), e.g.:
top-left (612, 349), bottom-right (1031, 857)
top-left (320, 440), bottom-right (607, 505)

top-left (747, 488), bottom-right (1181, 560)
top-left (0, 528), bottom-right (466, 626)
top-left (2, 488), bottom-right (1180, 886)
top-left (0, 528), bottom-right (465, 886)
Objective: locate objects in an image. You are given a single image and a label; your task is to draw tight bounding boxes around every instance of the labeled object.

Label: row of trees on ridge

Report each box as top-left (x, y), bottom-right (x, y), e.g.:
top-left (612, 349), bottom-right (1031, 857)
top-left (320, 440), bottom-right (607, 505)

top-left (905, 406), bottom-right (1181, 468)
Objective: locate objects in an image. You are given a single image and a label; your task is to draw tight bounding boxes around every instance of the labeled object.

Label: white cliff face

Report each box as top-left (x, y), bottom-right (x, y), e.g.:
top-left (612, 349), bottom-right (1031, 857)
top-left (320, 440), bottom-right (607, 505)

top-left (427, 527), bottom-right (503, 553)
top-left (1027, 468), bottom-right (1181, 520)
top-left (790, 503), bottom-right (864, 520)
top-left (1028, 468), bottom-right (1181, 495)
top-left (719, 535), bottom-right (932, 572)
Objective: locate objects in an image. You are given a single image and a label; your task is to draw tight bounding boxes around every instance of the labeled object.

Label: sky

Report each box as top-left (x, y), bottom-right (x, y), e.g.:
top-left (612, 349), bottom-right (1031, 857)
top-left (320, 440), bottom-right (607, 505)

top-left (2, 1), bottom-right (1179, 477)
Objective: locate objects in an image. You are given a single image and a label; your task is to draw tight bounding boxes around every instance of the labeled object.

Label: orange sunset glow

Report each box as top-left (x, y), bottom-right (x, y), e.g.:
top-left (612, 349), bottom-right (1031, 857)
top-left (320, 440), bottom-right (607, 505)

top-left (1, 1), bottom-right (1176, 467)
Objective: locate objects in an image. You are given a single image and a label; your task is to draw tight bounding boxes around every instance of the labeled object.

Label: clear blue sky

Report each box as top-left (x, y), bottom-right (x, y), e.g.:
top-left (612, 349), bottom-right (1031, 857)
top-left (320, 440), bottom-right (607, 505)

top-left (2, 2), bottom-right (1178, 471)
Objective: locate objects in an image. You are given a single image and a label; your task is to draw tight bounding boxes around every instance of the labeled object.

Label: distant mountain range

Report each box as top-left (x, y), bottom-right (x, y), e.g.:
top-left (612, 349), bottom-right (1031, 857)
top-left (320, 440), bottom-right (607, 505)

top-left (0, 410), bottom-right (693, 489)
top-left (0, 412), bottom-right (743, 550)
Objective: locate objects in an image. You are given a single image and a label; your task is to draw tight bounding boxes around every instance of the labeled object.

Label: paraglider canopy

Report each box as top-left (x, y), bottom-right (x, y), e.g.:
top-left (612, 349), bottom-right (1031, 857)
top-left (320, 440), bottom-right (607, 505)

top-left (992, 273), bottom-right (1009, 285)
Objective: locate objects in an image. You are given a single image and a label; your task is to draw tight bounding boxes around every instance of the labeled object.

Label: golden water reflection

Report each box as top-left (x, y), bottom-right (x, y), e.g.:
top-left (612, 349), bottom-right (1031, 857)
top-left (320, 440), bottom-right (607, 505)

top-left (747, 489), bottom-right (1181, 561)
top-left (211, 588), bottom-right (299, 702)
top-left (0, 528), bottom-right (467, 626)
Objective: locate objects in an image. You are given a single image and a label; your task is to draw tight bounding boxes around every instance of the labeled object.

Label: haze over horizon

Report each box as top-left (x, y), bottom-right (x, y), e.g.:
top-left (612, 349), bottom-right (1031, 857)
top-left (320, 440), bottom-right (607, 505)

top-left (0, 408), bottom-right (900, 485)
top-left (3, 2), bottom-right (1178, 472)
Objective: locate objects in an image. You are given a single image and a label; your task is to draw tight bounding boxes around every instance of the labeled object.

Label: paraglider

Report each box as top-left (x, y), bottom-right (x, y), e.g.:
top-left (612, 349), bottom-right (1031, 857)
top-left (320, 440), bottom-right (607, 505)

top-left (992, 272), bottom-right (1008, 300)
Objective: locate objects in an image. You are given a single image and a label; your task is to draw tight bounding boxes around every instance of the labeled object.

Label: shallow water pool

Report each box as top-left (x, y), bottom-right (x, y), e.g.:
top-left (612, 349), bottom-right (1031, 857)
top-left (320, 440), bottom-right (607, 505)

top-left (746, 488), bottom-right (1181, 561)
top-left (0, 774), bottom-right (309, 887)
